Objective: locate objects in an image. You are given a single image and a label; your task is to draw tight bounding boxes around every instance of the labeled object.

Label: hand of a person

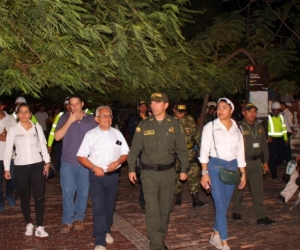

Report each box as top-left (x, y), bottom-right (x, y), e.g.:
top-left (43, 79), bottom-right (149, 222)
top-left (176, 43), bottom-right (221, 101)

top-left (106, 161), bottom-right (119, 172)
top-left (285, 141), bottom-right (289, 146)
top-left (200, 174), bottom-right (211, 189)
top-left (68, 111), bottom-right (85, 123)
top-left (94, 166), bottom-right (104, 177)
top-left (263, 163), bottom-right (269, 174)
top-left (238, 174), bottom-right (246, 190)
top-left (268, 137), bottom-right (273, 143)
top-left (179, 173), bottom-right (187, 181)
top-left (43, 163), bottom-right (50, 177)
top-left (47, 146), bottom-right (52, 154)
top-left (128, 172), bottom-right (137, 184)
top-left (4, 171), bottom-right (11, 180)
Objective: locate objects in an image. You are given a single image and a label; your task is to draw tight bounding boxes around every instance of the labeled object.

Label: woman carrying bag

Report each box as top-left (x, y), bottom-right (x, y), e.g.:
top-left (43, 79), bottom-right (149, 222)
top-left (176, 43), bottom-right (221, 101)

top-left (3, 103), bottom-right (50, 237)
top-left (199, 98), bottom-right (246, 250)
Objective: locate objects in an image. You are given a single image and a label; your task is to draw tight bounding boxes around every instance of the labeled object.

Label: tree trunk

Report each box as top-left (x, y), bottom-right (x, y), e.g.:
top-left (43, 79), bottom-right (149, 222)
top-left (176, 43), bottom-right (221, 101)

top-left (198, 93), bottom-right (210, 135)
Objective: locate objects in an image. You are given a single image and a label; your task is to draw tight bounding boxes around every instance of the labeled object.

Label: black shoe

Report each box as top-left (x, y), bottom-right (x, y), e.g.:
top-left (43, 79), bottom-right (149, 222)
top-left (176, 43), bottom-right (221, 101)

top-left (277, 195), bottom-right (285, 204)
top-left (174, 193), bottom-right (182, 206)
top-left (191, 192), bottom-right (207, 208)
top-left (139, 202), bottom-right (145, 210)
top-left (232, 213), bottom-right (242, 221)
top-left (257, 217), bottom-right (276, 225)
top-left (163, 244), bottom-right (168, 250)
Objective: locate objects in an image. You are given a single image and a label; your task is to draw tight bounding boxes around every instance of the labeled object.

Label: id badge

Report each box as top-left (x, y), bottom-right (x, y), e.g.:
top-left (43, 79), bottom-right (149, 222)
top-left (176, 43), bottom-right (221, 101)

top-left (253, 143), bottom-right (259, 148)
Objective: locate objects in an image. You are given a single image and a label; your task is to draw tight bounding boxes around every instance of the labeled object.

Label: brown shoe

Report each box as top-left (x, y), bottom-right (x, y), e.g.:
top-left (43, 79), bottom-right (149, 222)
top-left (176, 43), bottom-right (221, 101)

top-left (61, 224), bottom-right (72, 233)
top-left (73, 220), bottom-right (83, 231)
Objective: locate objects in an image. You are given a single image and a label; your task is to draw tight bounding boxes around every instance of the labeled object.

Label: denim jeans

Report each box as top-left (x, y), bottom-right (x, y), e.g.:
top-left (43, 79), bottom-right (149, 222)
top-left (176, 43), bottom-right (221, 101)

top-left (0, 160), bottom-right (15, 207)
top-left (208, 157), bottom-right (238, 240)
top-left (60, 161), bottom-right (89, 224)
top-left (89, 171), bottom-right (119, 246)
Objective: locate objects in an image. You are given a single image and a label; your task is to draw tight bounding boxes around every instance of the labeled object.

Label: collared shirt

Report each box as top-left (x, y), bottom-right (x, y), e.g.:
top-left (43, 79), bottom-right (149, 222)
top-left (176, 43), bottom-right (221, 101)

top-left (0, 112), bottom-right (17, 160)
top-left (56, 113), bottom-right (97, 165)
top-left (4, 121), bottom-right (50, 170)
top-left (282, 108), bottom-right (293, 133)
top-left (199, 118), bottom-right (246, 168)
top-left (127, 114), bottom-right (189, 173)
top-left (77, 127), bottom-right (129, 172)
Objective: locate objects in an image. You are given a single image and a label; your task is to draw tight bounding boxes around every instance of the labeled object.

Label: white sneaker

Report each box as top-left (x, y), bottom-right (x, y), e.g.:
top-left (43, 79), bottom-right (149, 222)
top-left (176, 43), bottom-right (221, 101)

top-left (94, 246), bottom-right (106, 250)
top-left (105, 233), bottom-right (114, 244)
top-left (209, 233), bottom-right (222, 249)
top-left (35, 226), bottom-right (49, 238)
top-left (222, 245), bottom-right (230, 250)
top-left (25, 223), bottom-right (34, 236)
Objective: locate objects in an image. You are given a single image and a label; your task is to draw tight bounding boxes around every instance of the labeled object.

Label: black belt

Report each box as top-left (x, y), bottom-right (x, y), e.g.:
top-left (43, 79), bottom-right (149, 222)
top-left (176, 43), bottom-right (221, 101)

top-left (245, 154), bottom-right (262, 161)
top-left (104, 170), bottom-right (117, 176)
top-left (141, 162), bottom-right (175, 171)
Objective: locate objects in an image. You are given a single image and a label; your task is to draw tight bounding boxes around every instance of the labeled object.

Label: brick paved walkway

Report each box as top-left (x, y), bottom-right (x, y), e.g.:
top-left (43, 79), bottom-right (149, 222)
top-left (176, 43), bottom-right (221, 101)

top-left (0, 163), bottom-right (299, 250)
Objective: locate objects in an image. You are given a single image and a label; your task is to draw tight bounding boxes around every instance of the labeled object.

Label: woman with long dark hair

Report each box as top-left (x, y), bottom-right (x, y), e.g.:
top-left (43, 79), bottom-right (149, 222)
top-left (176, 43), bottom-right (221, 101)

top-left (4, 103), bottom-right (50, 237)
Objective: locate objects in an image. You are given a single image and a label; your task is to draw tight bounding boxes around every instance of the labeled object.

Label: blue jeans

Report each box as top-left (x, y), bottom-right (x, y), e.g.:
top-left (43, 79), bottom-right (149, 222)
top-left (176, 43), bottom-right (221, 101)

top-left (89, 171), bottom-right (119, 246)
top-left (208, 157), bottom-right (238, 240)
top-left (60, 162), bottom-right (89, 224)
top-left (0, 160), bottom-right (15, 206)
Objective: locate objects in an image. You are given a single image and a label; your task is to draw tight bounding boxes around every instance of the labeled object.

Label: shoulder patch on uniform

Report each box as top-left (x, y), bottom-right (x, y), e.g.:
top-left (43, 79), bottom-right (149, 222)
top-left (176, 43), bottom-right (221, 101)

top-left (169, 127), bottom-right (175, 134)
top-left (136, 127), bottom-right (141, 133)
top-left (144, 130), bottom-right (155, 135)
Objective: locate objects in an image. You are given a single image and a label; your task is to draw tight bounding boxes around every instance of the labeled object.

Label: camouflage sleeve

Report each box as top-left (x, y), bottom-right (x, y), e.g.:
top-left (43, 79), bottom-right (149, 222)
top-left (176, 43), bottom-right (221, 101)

top-left (189, 115), bottom-right (201, 149)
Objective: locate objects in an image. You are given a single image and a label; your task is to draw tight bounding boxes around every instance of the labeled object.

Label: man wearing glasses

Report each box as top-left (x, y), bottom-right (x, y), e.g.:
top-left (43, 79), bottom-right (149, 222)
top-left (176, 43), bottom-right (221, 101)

top-left (55, 94), bottom-right (97, 233)
top-left (173, 103), bottom-right (206, 208)
top-left (77, 106), bottom-right (129, 250)
top-left (128, 92), bottom-right (189, 250)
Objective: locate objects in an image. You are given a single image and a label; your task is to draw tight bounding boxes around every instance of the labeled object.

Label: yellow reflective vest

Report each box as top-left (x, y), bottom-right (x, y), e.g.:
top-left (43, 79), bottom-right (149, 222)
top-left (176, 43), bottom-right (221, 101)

top-left (268, 114), bottom-right (288, 141)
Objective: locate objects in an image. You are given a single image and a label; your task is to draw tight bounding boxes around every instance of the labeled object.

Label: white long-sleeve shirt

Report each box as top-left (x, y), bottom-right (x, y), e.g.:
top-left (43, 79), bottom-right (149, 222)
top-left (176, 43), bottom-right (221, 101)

top-left (4, 121), bottom-right (50, 171)
top-left (77, 126), bottom-right (129, 172)
top-left (199, 118), bottom-right (246, 168)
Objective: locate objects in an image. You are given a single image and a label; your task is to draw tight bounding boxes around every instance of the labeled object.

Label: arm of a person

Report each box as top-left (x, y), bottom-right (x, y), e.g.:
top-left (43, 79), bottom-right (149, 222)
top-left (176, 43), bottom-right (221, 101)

top-left (236, 132), bottom-right (246, 189)
top-left (175, 121), bottom-right (189, 174)
top-left (3, 129), bottom-right (14, 179)
top-left (191, 117), bottom-right (201, 149)
top-left (54, 114), bottom-right (75, 141)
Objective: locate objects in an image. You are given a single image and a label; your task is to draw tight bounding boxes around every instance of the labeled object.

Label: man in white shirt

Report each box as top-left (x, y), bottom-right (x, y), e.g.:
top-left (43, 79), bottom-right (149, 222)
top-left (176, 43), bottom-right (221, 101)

top-left (0, 100), bottom-right (17, 211)
top-left (35, 105), bottom-right (49, 137)
top-left (77, 106), bottom-right (129, 250)
top-left (281, 102), bottom-right (294, 162)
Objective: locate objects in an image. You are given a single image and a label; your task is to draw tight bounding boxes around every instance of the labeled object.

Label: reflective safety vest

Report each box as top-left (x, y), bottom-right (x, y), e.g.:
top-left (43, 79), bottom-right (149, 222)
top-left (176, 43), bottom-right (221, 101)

top-left (268, 114), bottom-right (288, 141)
top-left (47, 112), bottom-right (64, 147)
top-left (12, 112), bottom-right (38, 124)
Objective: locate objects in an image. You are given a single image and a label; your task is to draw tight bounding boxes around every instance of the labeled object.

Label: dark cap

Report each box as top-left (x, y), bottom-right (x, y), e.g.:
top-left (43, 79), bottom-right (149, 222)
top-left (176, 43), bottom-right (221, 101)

top-left (138, 101), bottom-right (148, 107)
top-left (240, 99), bottom-right (246, 104)
top-left (208, 105), bottom-right (216, 109)
top-left (174, 103), bottom-right (186, 112)
top-left (150, 92), bottom-right (169, 103)
top-left (245, 103), bottom-right (258, 111)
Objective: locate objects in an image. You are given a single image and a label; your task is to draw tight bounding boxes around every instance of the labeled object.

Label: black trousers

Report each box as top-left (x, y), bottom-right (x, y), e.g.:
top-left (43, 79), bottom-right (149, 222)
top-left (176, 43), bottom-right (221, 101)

top-left (15, 162), bottom-right (46, 226)
top-left (268, 138), bottom-right (285, 178)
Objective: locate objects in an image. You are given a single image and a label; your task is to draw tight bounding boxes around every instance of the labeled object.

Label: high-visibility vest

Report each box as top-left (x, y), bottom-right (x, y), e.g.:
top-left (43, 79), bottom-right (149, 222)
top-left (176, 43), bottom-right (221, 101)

top-left (268, 114), bottom-right (288, 141)
top-left (47, 112), bottom-right (64, 147)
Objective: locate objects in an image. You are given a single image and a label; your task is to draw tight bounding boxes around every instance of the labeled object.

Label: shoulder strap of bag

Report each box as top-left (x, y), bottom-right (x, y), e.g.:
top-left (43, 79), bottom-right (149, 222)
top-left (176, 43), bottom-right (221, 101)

top-left (212, 120), bottom-right (219, 158)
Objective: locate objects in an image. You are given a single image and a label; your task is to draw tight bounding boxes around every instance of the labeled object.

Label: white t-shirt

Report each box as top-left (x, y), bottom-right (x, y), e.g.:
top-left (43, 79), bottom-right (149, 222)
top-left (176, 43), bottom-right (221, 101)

top-left (35, 111), bottom-right (49, 131)
top-left (0, 112), bottom-right (17, 160)
top-left (77, 126), bottom-right (129, 172)
top-left (199, 118), bottom-right (246, 168)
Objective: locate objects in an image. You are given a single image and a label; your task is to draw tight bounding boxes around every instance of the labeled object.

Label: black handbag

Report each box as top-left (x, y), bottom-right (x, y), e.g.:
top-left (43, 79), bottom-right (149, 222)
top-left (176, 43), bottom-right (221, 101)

top-left (212, 121), bottom-right (240, 185)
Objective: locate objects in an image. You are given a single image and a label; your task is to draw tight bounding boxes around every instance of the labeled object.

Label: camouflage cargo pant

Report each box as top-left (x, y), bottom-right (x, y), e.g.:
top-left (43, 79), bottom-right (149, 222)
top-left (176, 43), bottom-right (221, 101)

top-left (174, 160), bottom-right (200, 194)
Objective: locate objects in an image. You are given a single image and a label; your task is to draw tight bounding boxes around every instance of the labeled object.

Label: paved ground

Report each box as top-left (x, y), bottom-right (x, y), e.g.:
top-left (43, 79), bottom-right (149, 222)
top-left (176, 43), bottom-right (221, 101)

top-left (1, 144), bottom-right (300, 250)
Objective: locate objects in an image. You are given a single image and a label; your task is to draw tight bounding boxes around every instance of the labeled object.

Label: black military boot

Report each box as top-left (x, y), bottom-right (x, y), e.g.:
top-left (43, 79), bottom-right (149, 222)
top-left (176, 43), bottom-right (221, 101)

top-left (174, 193), bottom-right (182, 206)
top-left (191, 192), bottom-right (207, 208)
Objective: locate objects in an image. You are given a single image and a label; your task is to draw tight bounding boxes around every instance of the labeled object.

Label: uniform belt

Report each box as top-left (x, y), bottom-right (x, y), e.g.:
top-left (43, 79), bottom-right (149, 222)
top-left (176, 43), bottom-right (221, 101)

top-left (245, 154), bottom-right (262, 161)
top-left (141, 162), bottom-right (175, 171)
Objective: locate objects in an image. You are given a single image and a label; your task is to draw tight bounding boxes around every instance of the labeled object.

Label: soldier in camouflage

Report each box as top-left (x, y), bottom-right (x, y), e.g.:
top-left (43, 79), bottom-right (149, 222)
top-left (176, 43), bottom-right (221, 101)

top-left (173, 103), bottom-right (207, 208)
top-left (204, 104), bottom-right (216, 125)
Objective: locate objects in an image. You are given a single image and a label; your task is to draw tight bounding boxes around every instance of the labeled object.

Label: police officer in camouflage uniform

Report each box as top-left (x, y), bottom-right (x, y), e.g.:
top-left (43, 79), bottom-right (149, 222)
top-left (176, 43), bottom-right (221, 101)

top-left (173, 103), bottom-right (206, 208)
top-left (232, 103), bottom-right (275, 225)
top-left (128, 92), bottom-right (188, 250)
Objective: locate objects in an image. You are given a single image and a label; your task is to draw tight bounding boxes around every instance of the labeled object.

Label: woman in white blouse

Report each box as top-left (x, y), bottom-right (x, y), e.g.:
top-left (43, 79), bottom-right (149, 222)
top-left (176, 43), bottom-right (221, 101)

top-left (3, 103), bottom-right (50, 238)
top-left (199, 98), bottom-right (246, 250)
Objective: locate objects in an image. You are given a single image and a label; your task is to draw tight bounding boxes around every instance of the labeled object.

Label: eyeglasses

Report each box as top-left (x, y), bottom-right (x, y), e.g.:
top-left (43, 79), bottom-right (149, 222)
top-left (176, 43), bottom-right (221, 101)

top-left (96, 115), bottom-right (113, 119)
